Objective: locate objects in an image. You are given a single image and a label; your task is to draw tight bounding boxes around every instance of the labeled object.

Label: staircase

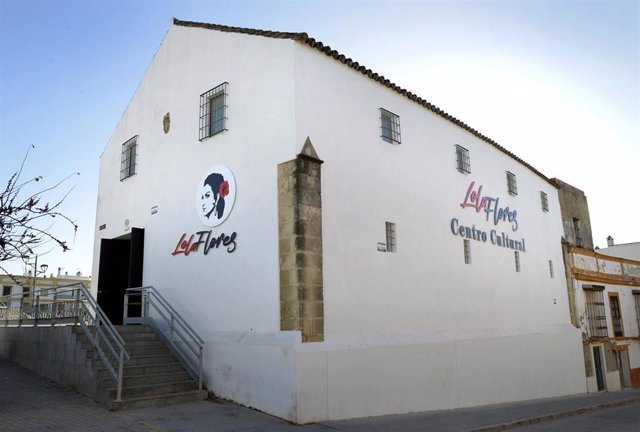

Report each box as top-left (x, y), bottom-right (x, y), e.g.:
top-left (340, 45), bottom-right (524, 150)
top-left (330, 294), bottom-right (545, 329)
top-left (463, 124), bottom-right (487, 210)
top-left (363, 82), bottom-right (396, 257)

top-left (78, 324), bottom-right (208, 410)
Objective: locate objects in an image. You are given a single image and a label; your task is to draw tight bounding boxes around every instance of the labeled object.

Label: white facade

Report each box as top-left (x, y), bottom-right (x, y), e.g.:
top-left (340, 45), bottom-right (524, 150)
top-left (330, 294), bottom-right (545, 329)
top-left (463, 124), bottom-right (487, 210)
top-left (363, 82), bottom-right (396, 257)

top-left (93, 20), bottom-right (586, 422)
top-left (570, 248), bottom-right (640, 392)
top-left (598, 242), bottom-right (640, 262)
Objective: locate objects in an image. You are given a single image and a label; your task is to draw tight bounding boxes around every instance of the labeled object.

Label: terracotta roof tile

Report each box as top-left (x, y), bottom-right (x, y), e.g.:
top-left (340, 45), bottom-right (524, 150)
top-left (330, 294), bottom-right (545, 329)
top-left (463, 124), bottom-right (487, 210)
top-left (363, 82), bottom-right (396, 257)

top-left (172, 18), bottom-right (554, 185)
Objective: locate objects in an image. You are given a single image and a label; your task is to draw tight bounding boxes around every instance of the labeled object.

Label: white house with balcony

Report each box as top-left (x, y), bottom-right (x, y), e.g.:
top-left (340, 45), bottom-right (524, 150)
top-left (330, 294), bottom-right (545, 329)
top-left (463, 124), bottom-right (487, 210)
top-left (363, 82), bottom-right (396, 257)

top-left (92, 18), bottom-right (587, 423)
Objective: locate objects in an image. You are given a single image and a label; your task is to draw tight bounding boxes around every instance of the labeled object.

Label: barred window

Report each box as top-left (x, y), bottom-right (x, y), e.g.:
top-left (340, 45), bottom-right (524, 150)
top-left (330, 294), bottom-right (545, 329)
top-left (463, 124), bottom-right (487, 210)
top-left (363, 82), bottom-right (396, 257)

top-left (463, 239), bottom-right (471, 264)
top-left (120, 136), bottom-right (137, 181)
top-left (549, 260), bottom-right (554, 278)
top-left (609, 294), bottom-right (624, 337)
top-left (455, 145), bottom-right (471, 174)
top-left (514, 251), bottom-right (520, 272)
top-left (541, 191), bottom-right (549, 212)
top-left (506, 171), bottom-right (518, 196)
top-left (584, 286), bottom-right (608, 338)
top-left (199, 82), bottom-right (228, 140)
top-left (380, 108), bottom-right (401, 144)
top-left (22, 286), bottom-right (30, 298)
top-left (385, 222), bottom-right (397, 252)
top-left (2, 285), bottom-right (11, 296)
top-left (633, 291), bottom-right (640, 335)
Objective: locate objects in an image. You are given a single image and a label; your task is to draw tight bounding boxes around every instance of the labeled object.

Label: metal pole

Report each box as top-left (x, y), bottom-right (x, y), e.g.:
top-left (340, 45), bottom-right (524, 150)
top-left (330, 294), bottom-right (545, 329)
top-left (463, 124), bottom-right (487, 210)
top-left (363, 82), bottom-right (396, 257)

top-left (34, 294), bottom-right (39, 326)
top-left (52, 289), bottom-right (57, 327)
top-left (18, 295), bottom-right (24, 326)
top-left (116, 348), bottom-right (124, 401)
top-left (198, 346), bottom-right (203, 390)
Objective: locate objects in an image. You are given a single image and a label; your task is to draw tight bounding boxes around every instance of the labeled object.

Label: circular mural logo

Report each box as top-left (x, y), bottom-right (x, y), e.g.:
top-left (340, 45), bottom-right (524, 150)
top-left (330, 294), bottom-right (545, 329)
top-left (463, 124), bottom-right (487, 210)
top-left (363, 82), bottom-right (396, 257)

top-left (196, 165), bottom-right (236, 227)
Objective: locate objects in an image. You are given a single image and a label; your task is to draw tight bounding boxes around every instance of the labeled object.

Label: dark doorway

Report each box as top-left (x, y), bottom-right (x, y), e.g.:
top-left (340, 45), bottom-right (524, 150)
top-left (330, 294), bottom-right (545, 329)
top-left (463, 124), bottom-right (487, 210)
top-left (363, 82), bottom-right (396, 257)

top-left (97, 228), bottom-right (144, 324)
top-left (593, 346), bottom-right (606, 391)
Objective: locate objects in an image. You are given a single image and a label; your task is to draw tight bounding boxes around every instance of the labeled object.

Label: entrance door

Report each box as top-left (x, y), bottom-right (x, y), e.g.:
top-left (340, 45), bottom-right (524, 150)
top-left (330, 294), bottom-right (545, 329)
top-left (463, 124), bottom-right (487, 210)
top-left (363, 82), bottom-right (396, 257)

top-left (593, 346), bottom-right (606, 391)
top-left (618, 347), bottom-right (632, 388)
top-left (96, 228), bottom-right (144, 324)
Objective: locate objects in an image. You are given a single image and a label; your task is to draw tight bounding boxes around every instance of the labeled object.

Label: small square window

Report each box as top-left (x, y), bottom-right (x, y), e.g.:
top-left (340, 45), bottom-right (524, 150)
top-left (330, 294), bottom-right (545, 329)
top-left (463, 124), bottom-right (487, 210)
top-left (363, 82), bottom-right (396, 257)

top-left (549, 260), bottom-right (554, 278)
top-left (455, 145), bottom-right (471, 174)
top-left (540, 191), bottom-right (549, 212)
top-left (120, 136), bottom-right (137, 181)
top-left (385, 222), bottom-right (397, 252)
top-left (514, 251), bottom-right (520, 272)
top-left (2, 285), bottom-right (11, 296)
top-left (200, 82), bottom-right (228, 140)
top-left (22, 286), bottom-right (30, 298)
top-left (506, 171), bottom-right (518, 196)
top-left (380, 108), bottom-right (401, 144)
top-left (463, 239), bottom-right (471, 264)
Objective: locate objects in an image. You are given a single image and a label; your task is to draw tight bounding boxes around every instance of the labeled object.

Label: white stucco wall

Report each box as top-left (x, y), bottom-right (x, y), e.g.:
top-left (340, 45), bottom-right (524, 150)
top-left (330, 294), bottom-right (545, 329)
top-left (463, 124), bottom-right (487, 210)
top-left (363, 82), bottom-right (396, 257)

top-left (290, 42), bottom-right (585, 421)
top-left (598, 242), bottom-right (640, 261)
top-left (94, 22), bottom-right (588, 423)
top-left (93, 25), bottom-right (301, 414)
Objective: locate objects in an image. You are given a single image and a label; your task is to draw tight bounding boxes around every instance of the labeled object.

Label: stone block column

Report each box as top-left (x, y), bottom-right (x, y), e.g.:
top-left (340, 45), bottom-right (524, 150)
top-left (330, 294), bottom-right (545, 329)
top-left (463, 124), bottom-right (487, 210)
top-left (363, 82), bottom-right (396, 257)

top-left (278, 137), bottom-right (324, 342)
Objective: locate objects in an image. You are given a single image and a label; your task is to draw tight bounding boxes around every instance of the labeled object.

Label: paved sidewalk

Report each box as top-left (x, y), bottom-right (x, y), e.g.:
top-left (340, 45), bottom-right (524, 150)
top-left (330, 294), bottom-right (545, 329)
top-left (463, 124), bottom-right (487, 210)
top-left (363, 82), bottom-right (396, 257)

top-left (1, 358), bottom-right (639, 432)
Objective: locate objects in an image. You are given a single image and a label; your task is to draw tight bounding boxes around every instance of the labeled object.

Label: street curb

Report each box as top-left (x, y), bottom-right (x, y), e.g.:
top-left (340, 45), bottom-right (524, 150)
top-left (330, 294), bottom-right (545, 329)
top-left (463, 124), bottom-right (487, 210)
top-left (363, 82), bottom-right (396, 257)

top-left (470, 396), bottom-right (640, 432)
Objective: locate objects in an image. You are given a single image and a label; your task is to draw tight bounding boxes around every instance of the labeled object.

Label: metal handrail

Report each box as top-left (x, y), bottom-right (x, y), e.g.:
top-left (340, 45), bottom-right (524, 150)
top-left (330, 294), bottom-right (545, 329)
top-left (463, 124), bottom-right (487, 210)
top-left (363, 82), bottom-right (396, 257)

top-left (124, 286), bottom-right (204, 389)
top-left (0, 282), bottom-right (129, 401)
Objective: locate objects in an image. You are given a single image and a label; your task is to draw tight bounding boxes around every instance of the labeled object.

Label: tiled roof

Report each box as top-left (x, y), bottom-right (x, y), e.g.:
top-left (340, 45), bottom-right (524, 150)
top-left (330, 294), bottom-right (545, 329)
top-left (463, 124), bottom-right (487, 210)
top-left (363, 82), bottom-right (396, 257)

top-left (173, 18), bottom-right (555, 186)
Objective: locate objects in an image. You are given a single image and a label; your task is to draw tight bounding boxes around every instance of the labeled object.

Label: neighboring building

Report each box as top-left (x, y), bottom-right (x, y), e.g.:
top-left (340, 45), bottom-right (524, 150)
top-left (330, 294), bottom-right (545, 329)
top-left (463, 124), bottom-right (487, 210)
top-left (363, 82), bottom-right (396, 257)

top-left (598, 237), bottom-right (640, 262)
top-left (553, 182), bottom-right (640, 391)
top-left (92, 19), bottom-right (586, 422)
top-left (0, 274), bottom-right (90, 309)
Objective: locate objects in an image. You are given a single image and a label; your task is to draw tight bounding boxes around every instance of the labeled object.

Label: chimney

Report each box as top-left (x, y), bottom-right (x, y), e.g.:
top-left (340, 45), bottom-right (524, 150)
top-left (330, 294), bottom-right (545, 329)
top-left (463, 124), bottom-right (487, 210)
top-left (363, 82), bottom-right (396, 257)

top-left (607, 235), bottom-right (614, 247)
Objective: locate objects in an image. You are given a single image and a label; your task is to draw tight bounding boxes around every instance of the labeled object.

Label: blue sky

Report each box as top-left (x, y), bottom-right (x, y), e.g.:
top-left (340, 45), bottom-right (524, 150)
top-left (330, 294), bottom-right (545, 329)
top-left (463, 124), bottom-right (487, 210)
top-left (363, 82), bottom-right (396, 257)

top-left (1, 0), bottom-right (638, 275)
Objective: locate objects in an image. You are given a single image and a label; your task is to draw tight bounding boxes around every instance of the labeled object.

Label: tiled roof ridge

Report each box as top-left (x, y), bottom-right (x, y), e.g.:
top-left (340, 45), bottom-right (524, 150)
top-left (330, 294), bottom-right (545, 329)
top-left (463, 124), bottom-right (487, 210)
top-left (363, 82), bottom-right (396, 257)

top-left (172, 18), bottom-right (554, 186)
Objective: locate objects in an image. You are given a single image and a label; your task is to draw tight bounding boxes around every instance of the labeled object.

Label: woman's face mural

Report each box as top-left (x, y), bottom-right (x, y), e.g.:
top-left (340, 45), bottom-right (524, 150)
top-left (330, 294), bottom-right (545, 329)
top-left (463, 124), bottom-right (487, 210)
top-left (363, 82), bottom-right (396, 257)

top-left (196, 165), bottom-right (236, 227)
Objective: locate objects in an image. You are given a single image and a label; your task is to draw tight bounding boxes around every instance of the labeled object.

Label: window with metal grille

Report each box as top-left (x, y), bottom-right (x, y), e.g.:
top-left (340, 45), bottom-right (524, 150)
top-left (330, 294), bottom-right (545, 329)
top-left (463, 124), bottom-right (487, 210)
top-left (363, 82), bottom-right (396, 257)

top-left (455, 145), bottom-right (471, 174)
top-left (463, 239), bottom-right (471, 264)
top-left (541, 191), bottom-right (549, 212)
top-left (385, 222), bottom-right (397, 252)
top-left (380, 108), bottom-right (401, 144)
top-left (584, 286), bottom-right (608, 338)
top-left (573, 218), bottom-right (583, 248)
top-left (199, 82), bottom-right (228, 140)
top-left (609, 294), bottom-right (624, 337)
top-left (2, 285), bottom-right (11, 296)
top-left (514, 251), bottom-right (520, 272)
top-left (22, 286), bottom-right (30, 298)
top-left (634, 291), bottom-right (640, 335)
top-left (506, 171), bottom-right (518, 196)
top-left (120, 136), bottom-right (137, 181)
top-left (549, 260), bottom-right (554, 278)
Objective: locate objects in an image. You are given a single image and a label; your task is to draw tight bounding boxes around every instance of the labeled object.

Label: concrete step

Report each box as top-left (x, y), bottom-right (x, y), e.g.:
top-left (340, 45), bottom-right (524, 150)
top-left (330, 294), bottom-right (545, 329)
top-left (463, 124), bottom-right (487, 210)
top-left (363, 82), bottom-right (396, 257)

top-left (85, 345), bottom-right (168, 359)
top-left (113, 325), bottom-right (154, 334)
top-left (96, 362), bottom-right (184, 379)
top-left (81, 339), bottom-right (164, 351)
top-left (101, 371), bottom-right (191, 387)
top-left (91, 353), bottom-right (176, 368)
top-left (107, 380), bottom-right (198, 399)
top-left (108, 390), bottom-right (209, 411)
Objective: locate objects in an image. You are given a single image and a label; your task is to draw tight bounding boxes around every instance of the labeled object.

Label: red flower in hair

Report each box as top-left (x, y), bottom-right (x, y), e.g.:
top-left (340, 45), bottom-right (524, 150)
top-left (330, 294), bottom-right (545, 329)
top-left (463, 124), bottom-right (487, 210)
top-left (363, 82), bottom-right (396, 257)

top-left (219, 180), bottom-right (230, 198)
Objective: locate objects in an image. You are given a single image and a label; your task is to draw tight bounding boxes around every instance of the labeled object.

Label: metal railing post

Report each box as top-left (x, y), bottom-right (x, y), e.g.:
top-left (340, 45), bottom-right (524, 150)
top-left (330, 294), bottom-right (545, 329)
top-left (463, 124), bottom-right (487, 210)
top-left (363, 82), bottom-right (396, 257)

top-left (123, 292), bottom-right (129, 325)
top-left (116, 347), bottom-right (124, 401)
top-left (170, 315), bottom-right (175, 341)
top-left (198, 346), bottom-right (203, 390)
top-left (75, 288), bottom-right (81, 325)
top-left (18, 295), bottom-right (24, 326)
top-left (34, 294), bottom-right (39, 326)
top-left (52, 289), bottom-right (57, 327)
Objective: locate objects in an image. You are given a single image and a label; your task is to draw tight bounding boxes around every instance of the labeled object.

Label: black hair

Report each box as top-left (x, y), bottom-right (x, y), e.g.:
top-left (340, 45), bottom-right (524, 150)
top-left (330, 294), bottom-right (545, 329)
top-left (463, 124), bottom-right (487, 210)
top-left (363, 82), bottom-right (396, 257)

top-left (203, 173), bottom-right (226, 219)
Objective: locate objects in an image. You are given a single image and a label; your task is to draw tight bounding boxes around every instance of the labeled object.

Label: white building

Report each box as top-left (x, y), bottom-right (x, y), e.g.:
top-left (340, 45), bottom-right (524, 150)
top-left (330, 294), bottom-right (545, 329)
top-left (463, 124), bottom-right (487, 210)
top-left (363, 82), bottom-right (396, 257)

top-left (93, 19), bottom-right (586, 423)
top-left (599, 237), bottom-right (640, 261)
top-left (568, 247), bottom-right (640, 391)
